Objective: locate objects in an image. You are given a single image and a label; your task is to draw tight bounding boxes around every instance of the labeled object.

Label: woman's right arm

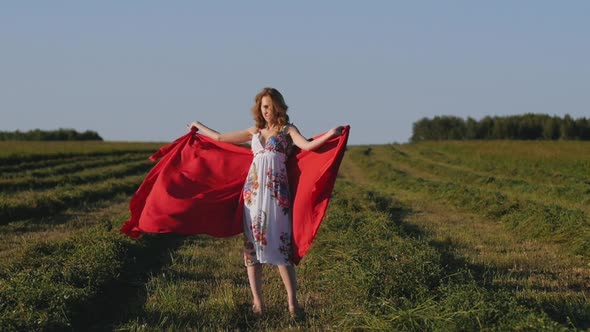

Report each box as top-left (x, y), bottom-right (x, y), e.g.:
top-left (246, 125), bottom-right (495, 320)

top-left (189, 121), bottom-right (256, 144)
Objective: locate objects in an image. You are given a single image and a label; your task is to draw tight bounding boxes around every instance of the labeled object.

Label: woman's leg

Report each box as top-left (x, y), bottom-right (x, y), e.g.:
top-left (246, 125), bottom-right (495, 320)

top-left (247, 263), bottom-right (264, 314)
top-left (278, 265), bottom-right (299, 313)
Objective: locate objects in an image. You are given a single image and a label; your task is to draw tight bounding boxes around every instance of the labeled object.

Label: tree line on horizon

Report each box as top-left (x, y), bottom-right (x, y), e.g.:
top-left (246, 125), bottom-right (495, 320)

top-left (0, 128), bottom-right (103, 141)
top-left (411, 113), bottom-right (590, 142)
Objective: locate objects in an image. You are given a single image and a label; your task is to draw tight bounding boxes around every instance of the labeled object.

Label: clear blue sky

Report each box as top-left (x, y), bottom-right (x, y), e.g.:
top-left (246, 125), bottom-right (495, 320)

top-left (1, 1), bottom-right (588, 144)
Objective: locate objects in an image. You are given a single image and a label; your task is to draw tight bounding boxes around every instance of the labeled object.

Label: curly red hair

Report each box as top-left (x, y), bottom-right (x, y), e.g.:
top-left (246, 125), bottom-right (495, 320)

top-left (251, 87), bottom-right (290, 130)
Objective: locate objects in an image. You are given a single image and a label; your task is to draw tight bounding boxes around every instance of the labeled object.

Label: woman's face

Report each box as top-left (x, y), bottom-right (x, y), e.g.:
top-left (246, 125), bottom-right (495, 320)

top-left (261, 95), bottom-right (274, 125)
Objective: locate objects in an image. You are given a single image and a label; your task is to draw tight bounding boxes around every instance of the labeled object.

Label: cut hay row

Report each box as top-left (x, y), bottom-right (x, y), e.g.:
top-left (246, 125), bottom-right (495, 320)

top-left (116, 179), bottom-right (566, 330)
top-left (0, 159), bottom-right (152, 193)
top-left (0, 141), bottom-right (163, 160)
top-left (1, 140), bottom-right (588, 330)
top-left (342, 152), bottom-right (589, 329)
top-left (0, 217), bottom-right (186, 331)
top-left (380, 145), bottom-right (590, 211)
top-left (0, 151), bottom-right (150, 176)
top-left (0, 174), bottom-right (147, 224)
top-left (407, 141), bottom-right (590, 186)
top-left (349, 147), bottom-right (590, 257)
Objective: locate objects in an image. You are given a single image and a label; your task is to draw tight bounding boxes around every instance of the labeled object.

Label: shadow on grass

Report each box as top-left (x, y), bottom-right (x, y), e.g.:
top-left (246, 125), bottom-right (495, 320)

top-left (368, 187), bottom-right (590, 329)
top-left (0, 193), bottom-right (134, 233)
top-left (79, 233), bottom-right (188, 331)
top-left (0, 182), bottom-right (146, 227)
top-left (89, 233), bottom-right (298, 331)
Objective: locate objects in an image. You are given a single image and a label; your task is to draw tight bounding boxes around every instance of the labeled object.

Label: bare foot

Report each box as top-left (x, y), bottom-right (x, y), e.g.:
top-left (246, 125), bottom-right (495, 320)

top-left (252, 303), bottom-right (264, 316)
top-left (288, 305), bottom-right (304, 320)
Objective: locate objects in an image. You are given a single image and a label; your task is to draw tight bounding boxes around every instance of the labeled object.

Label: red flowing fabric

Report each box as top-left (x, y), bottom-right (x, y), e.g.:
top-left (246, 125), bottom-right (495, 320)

top-left (120, 125), bottom-right (350, 264)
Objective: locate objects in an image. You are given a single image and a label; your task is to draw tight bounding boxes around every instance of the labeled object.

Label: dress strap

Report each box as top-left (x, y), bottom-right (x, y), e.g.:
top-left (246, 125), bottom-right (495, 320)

top-left (280, 124), bottom-right (291, 134)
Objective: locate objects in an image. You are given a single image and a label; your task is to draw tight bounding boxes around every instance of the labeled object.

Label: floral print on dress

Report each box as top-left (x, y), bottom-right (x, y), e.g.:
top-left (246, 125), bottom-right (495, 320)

top-left (243, 162), bottom-right (259, 206)
top-left (243, 238), bottom-right (256, 265)
top-left (266, 167), bottom-right (290, 215)
top-left (251, 210), bottom-right (267, 246)
top-left (260, 127), bottom-right (293, 155)
top-left (242, 125), bottom-right (294, 266)
top-left (278, 232), bottom-right (292, 264)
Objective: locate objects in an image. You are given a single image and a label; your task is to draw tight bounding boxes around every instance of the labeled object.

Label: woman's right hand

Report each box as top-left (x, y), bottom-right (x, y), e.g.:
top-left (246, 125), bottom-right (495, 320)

top-left (188, 121), bottom-right (201, 131)
top-left (327, 126), bottom-right (344, 138)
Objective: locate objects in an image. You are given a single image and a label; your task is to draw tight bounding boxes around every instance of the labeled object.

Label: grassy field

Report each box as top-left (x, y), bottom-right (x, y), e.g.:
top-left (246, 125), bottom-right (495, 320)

top-left (0, 140), bottom-right (588, 331)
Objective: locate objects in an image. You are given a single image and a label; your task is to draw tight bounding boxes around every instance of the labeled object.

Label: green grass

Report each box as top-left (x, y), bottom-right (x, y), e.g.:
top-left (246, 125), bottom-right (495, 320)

top-left (0, 140), bottom-right (163, 159)
top-left (344, 143), bottom-right (589, 329)
top-left (350, 145), bottom-right (590, 257)
top-left (0, 222), bottom-right (185, 331)
top-left (0, 151), bottom-right (148, 177)
top-left (388, 144), bottom-right (590, 209)
top-left (112, 180), bottom-right (567, 331)
top-left (1, 140), bottom-right (589, 331)
top-left (409, 140), bottom-right (590, 185)
top-left (0, 173), bottom-right (148, 223)
top-left (0, 159), bottom-right (151, 192)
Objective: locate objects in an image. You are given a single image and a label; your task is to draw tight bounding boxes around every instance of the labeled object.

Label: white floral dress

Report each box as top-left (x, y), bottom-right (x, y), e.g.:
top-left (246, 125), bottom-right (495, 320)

top-left (242, 126), bottom-right (293, 266)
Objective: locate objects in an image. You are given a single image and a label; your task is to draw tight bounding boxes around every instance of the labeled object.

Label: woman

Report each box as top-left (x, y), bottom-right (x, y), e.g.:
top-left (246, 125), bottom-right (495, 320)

top-left (190, 87), bottom-right (343, 317)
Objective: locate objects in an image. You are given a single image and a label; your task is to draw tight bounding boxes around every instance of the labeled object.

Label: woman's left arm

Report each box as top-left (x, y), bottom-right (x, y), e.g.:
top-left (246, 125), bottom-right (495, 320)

top-left (287, 125), bottom-right (343, 151)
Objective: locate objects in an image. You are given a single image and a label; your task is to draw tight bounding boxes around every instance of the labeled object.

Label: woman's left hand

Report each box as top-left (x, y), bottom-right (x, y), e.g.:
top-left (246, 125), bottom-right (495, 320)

top-left (328, 126), bottom-right (344, 138)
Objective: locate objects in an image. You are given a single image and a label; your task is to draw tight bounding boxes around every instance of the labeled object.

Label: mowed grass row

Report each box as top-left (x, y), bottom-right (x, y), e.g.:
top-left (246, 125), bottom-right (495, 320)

top-left (0, 167), bottom-right (580, 330)
top-left (0, 158), bottom-right (152, 192)
top-left (388, 145), bottom-right (590, 209)
top-left (0, 151), bottom-right (149, 178)
top-left (0, 142), bottom-right (160, 224)
top-left (113, 179), bottom-right (565, 331)
top-left (0, 197), bottom-right (128, 263)
top-left (408, 140), bottom-right (590, 186)
top-left (0, 211), bottom-right (187, 332)
top-left (0, 170), bottom-right (153, 224)
top-left (0, 140), bottom-right (163, 160)
top-left (1, 140), bottom-right (586, 330)
top-left (0, 141), bottom-right (186, 331)
top-left (345, 147), bottom-right (589, 328)
top-left (351, 146), bottom-right (590, 257)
